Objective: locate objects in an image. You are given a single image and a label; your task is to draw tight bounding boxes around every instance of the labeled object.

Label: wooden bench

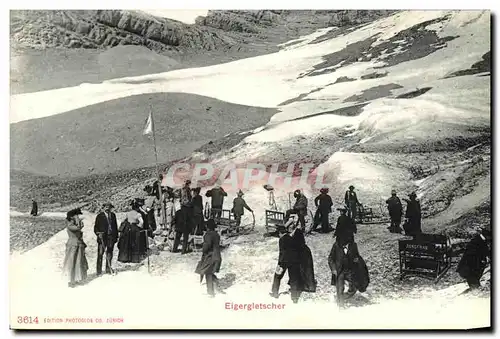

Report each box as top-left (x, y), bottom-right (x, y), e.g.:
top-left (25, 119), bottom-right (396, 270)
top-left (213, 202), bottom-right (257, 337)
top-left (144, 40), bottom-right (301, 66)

top-left (210, 208), bottom-right (239, 236)
top-left (356, 204), bottom-right (374, 223)
top-left (265, 210), bottom-right (285, 233)
top-left (399, 233), bottom-right (451, 283)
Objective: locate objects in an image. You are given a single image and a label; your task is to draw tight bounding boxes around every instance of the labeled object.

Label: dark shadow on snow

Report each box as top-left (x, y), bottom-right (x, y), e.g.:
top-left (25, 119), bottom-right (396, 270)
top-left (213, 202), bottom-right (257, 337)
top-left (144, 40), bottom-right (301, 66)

top-left (395, 87), bottom-right (433, 99)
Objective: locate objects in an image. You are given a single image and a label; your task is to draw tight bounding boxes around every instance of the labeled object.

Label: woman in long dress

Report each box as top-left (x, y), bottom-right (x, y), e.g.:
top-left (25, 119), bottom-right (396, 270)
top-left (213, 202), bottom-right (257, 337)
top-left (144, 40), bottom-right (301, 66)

top-left (117, 199), bottom-right (148, 263)
top-left (62, 208), bottom-right (89, 288)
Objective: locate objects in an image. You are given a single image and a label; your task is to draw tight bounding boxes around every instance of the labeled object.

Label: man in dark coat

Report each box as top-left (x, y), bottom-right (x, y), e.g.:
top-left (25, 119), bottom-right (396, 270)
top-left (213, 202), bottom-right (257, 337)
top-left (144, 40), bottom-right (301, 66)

top-left (457, 228), bottom-right (491, 290)
top-left (232, 190), bottom-right (253, 227)
top-left (172, 208), bottom-right (191, 254)
top-left (94, 202), bottom-right (119, 275)
top-left (328, 237), bottom-right (367, 306)
top-left (270, 225), bottom-right (303, 303)
top-left (195, 219), bottom-right (222, 297)
top-left (284, 190), bottom-right (308, 229)
top-left (312, 188), bottom-right (334, 233)
top-left (386, 190), bottom-right (403, 233)
top-left (192, 187), bottom-right (205, 235)
top-left (206, 184), bottom-right (227, 219)
top-left (295, 227), bottom-right (317, 294)
top-left (344, 185), bottom-right (360, 223)
top-left (178, 179), bottom-right (193, 230)
top-left (334, 208), bottom-right (357, 246)
top-left (30, 199), bottom-right (38, 216)
top-left (403, 192), bottom-right (422, 236)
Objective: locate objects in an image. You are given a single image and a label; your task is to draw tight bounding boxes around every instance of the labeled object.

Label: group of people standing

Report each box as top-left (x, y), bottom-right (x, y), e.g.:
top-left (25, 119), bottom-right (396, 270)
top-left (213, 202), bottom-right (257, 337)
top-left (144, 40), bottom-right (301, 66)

top-left (267, 190), bottom-right (367, 305)
top-left (170, 180), bottom-right (253, 254)
top-left (271, 223), bottom-right (316, 303)
top-left (60, 181), bottom-right (489, 304)
top-left (61, 199), bottom-right (154, 287)
top-left (385, 190), bottom-right (422, 236)
top-left (264, 185), bottom-right (429, 305)
top-left (309, 184), bottom-right (423, 238)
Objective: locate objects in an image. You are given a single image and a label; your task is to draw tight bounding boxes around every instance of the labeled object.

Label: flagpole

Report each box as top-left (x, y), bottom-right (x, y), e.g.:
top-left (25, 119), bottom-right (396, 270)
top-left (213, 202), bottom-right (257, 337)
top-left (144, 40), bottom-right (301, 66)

top-left (148, 105), bottom-right (165, 273)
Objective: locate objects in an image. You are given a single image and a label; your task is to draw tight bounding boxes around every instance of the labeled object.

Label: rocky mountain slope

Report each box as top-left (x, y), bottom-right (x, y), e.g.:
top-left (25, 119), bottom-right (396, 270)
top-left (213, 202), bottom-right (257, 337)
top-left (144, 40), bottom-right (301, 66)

top-left (10, 10), bottom-right (395, 94)
top-left (11, 10), bottom-right (394, 53)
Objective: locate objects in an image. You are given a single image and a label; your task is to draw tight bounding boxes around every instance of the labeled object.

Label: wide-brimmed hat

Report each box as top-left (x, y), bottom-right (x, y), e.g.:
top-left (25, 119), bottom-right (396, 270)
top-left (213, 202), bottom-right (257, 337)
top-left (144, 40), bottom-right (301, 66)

top-left (263, 184), bottom-right (274, 191)
top-left (320, 187), bottom-right (329, 194)
top-left (237, 190), bottom-right (244, 196)
top-left (102, 202), bottom-right (114, 209)
top-left (349, 185), bottom-right (355, 190)
top-left (391, 189), bottom-right (397, 194)
top-left (66, 207), bottom-right (83, 221)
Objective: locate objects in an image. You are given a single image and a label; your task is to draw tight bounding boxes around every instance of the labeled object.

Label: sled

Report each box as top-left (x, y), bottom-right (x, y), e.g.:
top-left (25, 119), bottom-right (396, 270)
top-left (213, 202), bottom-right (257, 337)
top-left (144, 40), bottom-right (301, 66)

top-left (356, 204), bottom-right (374, 223)
top-left (264, 209), bottom-right (315, 236)
top-left (191, 234), bottom-right (204, 253)
top-left (265, 210), bottom-right (285, 235)
top-left (188, 232), bottom-right (229, 253)
top-left (399, 233), bottom-right (452, 283)
top-left (350, 203), bottom-right (389, 225)
top-left (263, 186), bottom-right (314, 236)
top-left (207, 205), bottom-right (256, 238)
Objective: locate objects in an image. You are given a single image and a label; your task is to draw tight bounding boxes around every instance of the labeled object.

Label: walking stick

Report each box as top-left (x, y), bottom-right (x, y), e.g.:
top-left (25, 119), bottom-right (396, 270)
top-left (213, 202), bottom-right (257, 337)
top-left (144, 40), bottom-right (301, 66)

top-left (97, 232), bottom-right (115, 275)
top-left (142, 229), bottom-right (151, 274)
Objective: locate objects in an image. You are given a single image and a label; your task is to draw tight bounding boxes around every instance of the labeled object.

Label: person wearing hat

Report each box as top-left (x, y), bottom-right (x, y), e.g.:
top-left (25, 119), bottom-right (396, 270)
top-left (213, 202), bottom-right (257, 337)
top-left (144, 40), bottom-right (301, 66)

top-left (457, 228), bottom-right (491, 291)
top-left (132, 197), bottom-right (156, 240)
top-left (144, 184), bottom-right (163, 231)
top-left (195, 219), bottom-right (223, 297)
top-left (386, 190), bottom-right (403, 233)
top-left (205, 181), bottom-right (228, 219)
top-left (334, 208), bottom-right (357, 246)
top-left (270, 225), bottom-right (303, 303)
top-left (312, 188), bottom-right (334, 233)
top-left (30, 199), bottom-right (38, 217)
top-left (172, 205), bottom-right (193, 254)
top-left (164, 195), bottom-right (175, 232)
top-left (62, 208), bottom-right (88, 287)
top-left (178, 179), bottom-right (194, 233)
top-left (403, 192), bottom-right (422, 236)
top-left (344, 185), bottom-right (360, 223)
top-left (328, 234), bottom-right (367, 307)
top-left (232, 190), bottom-right (253, 228)
top-left (192, 187), bottom-right (205, 235)
top-left (94, 202), bottom-right (119, 276)
top-left (118, 199), bottom-right (147, 263)
top-left (171, 180), bottom-right (194, 253)
top-left (284, 190), bottom-right (308, 229)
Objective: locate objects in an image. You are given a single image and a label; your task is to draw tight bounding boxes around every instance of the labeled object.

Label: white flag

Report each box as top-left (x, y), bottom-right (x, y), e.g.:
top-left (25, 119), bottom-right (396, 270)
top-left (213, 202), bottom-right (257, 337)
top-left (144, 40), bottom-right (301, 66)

top-left (143, 112), bottom-right (153, 135)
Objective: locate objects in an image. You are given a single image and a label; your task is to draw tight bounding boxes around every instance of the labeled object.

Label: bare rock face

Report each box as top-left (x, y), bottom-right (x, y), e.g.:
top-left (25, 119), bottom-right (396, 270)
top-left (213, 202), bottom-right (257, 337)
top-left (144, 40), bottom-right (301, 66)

top-left (328, 10), bottom-right (397, 26)
top-left (12, 9), bottom-right (283, 53)
top-left (11, 10), bottom-right (235, 52)
top-left (195, 10), bottom-right (281, 33)
top-left (11, 10), bottom-right (397, 55)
